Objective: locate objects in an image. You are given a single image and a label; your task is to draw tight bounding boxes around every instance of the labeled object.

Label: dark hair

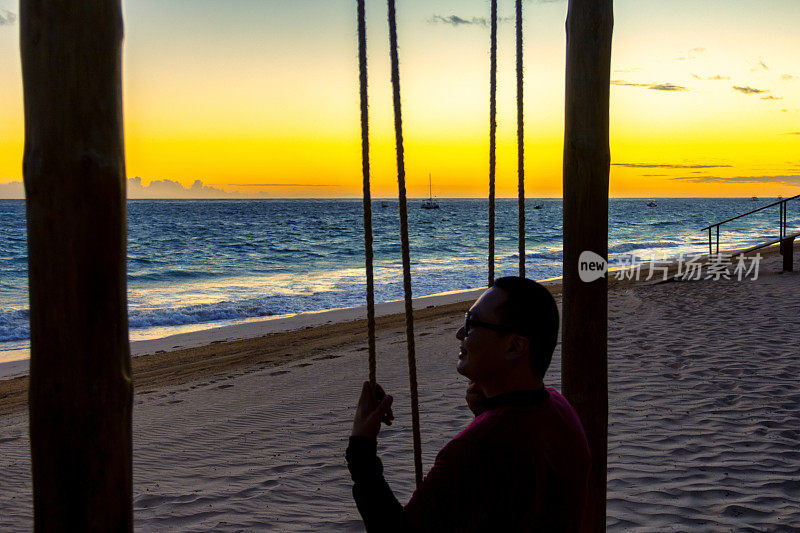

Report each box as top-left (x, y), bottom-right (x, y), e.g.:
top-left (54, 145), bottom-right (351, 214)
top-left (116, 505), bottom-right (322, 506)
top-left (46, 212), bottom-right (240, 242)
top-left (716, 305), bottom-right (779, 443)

top-left (491, 276), bottom-right (559, 377)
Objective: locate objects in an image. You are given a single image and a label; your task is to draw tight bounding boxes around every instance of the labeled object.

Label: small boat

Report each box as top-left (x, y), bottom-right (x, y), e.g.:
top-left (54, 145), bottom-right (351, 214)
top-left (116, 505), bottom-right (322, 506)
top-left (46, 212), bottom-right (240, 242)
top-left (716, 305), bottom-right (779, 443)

top-left (421, 173), bottom-right (439, 209)
top-left (646, 201), bottom-right (657, 207)
top-left (381, 202), bottom-right (389, 208)
top-left (533, 204), bottom-right (543, 210)
top-left (751, 196), bottom-right (759, 201)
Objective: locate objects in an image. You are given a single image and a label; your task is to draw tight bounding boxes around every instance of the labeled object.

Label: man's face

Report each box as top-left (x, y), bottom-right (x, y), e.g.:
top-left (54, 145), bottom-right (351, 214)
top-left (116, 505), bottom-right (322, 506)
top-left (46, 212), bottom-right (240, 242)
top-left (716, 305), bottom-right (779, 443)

top-left (456, 287), bottom-right (511, 384)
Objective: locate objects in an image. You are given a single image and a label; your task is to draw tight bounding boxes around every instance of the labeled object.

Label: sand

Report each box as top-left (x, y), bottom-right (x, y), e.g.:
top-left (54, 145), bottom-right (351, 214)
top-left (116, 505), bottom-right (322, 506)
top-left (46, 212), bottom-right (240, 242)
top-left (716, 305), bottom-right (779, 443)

top-left (0, 245), bottom-right (798, 530)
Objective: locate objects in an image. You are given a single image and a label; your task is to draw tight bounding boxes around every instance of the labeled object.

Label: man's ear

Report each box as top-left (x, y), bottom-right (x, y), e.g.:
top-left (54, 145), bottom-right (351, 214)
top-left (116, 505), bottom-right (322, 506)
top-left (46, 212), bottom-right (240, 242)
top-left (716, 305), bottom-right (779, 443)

top-left (505, 334), bottom-right (529, 362)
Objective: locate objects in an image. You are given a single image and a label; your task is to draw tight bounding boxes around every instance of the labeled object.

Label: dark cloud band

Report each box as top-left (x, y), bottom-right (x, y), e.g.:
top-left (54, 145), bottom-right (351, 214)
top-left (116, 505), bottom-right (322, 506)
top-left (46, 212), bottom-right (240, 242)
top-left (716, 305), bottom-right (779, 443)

top-left (612, 80), bottom-right (688, 91)
top-left (672, 175), bottom-right (800, 186)
top-left (733, 85), bottom-right (768, 95)
top-left (613, 163), bottom-right (732, 169)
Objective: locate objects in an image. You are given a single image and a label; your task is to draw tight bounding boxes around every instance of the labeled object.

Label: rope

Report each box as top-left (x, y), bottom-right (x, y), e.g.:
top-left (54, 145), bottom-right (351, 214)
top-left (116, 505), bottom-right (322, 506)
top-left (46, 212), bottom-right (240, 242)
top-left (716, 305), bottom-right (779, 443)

top-left (488, 0), bottom-right (498, 287)
top-left (356, 0), bottom-right (377, 385)
top-left (387, 0), bottom-right (423, 487)
top-left (516, 0), bottom-right (525, 278)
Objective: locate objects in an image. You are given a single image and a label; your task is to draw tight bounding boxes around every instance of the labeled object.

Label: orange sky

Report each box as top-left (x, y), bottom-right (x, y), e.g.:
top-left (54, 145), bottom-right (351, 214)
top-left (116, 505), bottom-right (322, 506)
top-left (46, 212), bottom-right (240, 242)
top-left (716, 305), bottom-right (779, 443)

top-left (1, 0), bottom-right (799, 198)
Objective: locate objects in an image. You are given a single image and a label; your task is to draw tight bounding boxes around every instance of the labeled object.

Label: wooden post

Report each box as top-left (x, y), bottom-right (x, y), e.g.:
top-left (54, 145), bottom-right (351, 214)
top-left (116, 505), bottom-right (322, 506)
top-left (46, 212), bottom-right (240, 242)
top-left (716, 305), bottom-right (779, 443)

top-left (780, 236), bottom-right (795, 272)
top-left (21, 1), bottom-right (132, 530)
top-left (562, 0), bottom-right (613, 531)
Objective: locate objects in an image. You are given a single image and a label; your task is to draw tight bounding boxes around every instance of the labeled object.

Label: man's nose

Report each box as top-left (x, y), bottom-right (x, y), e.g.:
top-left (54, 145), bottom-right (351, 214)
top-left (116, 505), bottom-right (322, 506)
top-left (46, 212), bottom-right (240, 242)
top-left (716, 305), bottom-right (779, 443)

top-left (456, 325), bottom-right (465, 340)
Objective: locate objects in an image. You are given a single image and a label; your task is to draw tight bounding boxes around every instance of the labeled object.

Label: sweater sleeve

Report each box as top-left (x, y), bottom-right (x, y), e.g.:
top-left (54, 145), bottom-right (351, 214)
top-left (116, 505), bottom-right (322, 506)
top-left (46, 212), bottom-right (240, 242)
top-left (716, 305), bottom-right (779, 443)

top-left (345, 436), bottom-right (416, 533)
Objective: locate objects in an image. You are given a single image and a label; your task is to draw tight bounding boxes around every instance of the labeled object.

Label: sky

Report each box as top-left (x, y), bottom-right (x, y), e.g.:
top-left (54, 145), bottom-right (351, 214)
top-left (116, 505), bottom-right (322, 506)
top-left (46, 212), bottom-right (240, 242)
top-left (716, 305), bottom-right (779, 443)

top-left (1, 0), bottom-right (799, 198)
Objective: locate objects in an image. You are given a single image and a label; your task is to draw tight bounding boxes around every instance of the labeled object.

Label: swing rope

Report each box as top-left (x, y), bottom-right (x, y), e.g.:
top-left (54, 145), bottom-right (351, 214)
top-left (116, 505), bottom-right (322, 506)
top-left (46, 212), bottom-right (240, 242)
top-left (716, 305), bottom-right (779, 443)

top-left (356, 0), bottom-right (377, 385)
top-left (516, 0), bottom-right (526, 278)
top-left (387, 0), bottom-right (423, 487)
top-left (488, 0), bottom-right (498, 287)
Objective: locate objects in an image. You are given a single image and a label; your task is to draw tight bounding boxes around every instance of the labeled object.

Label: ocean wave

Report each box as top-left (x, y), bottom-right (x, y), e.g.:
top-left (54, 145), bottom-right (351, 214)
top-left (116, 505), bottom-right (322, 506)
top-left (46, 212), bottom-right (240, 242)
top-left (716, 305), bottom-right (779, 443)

top-left (505, 251), bottom-right (563, 261)
top-left (128, 302), bottom-right (275, 329)
top-left (609, 241), bottom-right (681, 254)
top-left (128, 269), bottom-right (223, 282)
top-left (0, 309), bottom-right (30, 342)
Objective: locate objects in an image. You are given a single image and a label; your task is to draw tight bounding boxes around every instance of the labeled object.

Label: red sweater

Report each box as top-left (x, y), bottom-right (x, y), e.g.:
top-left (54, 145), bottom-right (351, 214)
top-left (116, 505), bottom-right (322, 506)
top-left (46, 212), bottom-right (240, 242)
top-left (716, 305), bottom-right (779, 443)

top-left (347, 387), bottom-right (591, 532)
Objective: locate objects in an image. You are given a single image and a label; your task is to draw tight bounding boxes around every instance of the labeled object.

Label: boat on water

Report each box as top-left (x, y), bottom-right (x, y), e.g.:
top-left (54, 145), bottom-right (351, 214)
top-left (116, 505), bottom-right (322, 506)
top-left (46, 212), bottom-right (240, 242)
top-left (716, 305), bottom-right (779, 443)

top-left (751, 196), bottom-right (759, 201)
top-left (421, 173), bottom-right (439, 209)
top-left (646, 201), bottom-right (657, 207)
top-left (533, 204), bottom-right (543, 210)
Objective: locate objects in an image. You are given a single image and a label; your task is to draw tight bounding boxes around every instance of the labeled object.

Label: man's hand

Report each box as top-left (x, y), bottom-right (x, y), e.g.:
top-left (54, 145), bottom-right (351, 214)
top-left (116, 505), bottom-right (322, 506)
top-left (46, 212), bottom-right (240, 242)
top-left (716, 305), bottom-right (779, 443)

top-left (351, 381), bottom-right (394, 439)
top-left (465, 380), bottom-right (488, 416)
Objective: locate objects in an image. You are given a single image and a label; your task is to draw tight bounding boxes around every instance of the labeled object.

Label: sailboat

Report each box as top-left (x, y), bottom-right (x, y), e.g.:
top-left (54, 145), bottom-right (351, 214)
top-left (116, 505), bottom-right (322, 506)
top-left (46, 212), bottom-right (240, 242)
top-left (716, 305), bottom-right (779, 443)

top-left (421, 173), bottom-right (439, 209)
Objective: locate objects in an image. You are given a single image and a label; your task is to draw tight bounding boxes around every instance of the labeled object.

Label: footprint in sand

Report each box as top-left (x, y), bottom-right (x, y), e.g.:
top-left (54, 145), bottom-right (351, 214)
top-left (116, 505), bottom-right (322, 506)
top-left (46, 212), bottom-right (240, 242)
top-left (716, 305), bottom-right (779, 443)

top-left (215, 384), bottom-right (233, 390)
top-left (270, 370), bottom-right (291, 376)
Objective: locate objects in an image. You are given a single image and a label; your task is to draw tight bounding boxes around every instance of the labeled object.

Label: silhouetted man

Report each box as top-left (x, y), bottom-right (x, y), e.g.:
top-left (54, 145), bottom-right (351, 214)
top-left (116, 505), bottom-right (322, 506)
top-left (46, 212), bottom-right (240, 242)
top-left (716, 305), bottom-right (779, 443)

top-left (347, 276), bottom-right (591, 532)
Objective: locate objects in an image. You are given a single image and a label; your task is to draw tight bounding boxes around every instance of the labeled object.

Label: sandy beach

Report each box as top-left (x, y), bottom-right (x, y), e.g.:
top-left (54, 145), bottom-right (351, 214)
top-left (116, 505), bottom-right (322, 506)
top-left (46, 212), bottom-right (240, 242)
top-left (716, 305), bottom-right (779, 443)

top-left (1, 245), bottom-right (799, 530)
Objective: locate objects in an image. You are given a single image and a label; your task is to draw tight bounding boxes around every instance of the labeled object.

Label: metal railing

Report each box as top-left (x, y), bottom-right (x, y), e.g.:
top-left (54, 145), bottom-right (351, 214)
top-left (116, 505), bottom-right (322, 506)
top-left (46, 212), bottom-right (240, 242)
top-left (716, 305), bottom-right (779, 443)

top-left (701, 194), bottom-right (800, 255)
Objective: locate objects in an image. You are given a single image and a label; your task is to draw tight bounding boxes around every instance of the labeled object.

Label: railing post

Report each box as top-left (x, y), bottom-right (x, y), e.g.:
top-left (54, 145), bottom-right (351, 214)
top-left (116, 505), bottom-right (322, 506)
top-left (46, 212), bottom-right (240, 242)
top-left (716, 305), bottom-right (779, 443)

top-left (716, 225), bottom-right (719, 254)
top-left (708, 227), bottom-right (712, 256)
top-left (782, 201), bottom-right (786, 240)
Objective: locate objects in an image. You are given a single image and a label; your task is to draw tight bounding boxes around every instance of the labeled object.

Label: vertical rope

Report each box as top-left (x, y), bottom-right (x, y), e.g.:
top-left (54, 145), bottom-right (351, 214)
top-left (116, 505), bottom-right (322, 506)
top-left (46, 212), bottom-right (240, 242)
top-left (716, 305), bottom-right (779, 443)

top-left (356, 0), bottom-right (377, 385)
top-left (516, 0), bottom-right (526, 278)
top-left (387, 0), bottom-right (423, 487)
top-left (488, 0), bottom-right (498, 287)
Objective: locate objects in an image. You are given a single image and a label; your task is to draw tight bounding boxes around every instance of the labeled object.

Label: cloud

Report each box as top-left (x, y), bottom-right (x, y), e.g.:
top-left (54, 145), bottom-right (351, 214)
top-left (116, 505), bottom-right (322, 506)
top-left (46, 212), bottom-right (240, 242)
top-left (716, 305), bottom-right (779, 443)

top-left (128, 177), bottom-right (339, 198)
top-left (732, 85), bottom-right (768, 95)
top-left (691, 73), bottom-right (730, 81)
top-left (761, 95), bottom-right (783, 101)
top-left (0, 9), bottom-right (16, 26)
top-left (751, 59), bottom-right (769, 72)
top-left (781, 74), bottom-right (795, 80)
top-left (649, 83), bottom-right (688, 92)
top-left (787, 132), bottom-right (800, 135)
top-left (611, 80), bottom-right (688, 91)
top-left (671, 175), bottom-right (800, 187)
top-left (128, 177), bottom-right (237, 199)
top-left (613, 163), bottom-right (732, 169)
top-left (611, 80), bottom-right (649, 87)
top-left (0, 181), bottom-right (24, 199)
top-left (230, 183), bottom-right (338, 187)
top-left (0, 178), bottom-right (340, 199)
top-left (676, 47), bottom-right (705, 60)
top-left (429, 14), bottom-right (512, 27)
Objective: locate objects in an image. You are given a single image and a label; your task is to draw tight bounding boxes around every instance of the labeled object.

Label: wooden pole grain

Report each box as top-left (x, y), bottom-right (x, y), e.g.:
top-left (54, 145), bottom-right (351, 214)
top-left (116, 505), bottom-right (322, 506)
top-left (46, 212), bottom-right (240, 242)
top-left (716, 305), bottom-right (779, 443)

top-left (562, 0), bottom-right (613, 530)
top-left (20, 1), bottom-right (133, 530)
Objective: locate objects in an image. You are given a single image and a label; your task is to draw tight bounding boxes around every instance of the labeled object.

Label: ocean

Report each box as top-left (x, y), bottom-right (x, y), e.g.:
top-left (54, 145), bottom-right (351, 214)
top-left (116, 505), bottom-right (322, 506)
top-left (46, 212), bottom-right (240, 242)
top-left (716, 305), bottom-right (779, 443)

top-left (0, 198), bottom-right (794, 362)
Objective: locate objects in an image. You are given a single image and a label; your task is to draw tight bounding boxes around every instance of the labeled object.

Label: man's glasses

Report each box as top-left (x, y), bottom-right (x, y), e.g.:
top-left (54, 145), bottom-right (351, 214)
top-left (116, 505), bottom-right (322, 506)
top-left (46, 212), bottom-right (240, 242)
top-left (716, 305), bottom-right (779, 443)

top-left (464, 312), bottom-right (527, 337)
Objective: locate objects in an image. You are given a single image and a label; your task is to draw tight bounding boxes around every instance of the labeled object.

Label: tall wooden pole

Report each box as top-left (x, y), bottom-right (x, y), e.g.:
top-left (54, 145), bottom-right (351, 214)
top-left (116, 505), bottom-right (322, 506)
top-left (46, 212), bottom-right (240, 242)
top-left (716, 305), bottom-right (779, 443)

top-left (21, 1), bottom-right (132, 530)
top-left (562, 0), bottom-right (613, 531)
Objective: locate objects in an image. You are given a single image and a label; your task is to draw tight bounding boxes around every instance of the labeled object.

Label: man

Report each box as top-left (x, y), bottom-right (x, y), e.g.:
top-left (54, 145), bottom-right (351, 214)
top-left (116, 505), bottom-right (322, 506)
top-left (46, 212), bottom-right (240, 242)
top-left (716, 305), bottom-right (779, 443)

top-left (346, 276), bottom-right (591, 532)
